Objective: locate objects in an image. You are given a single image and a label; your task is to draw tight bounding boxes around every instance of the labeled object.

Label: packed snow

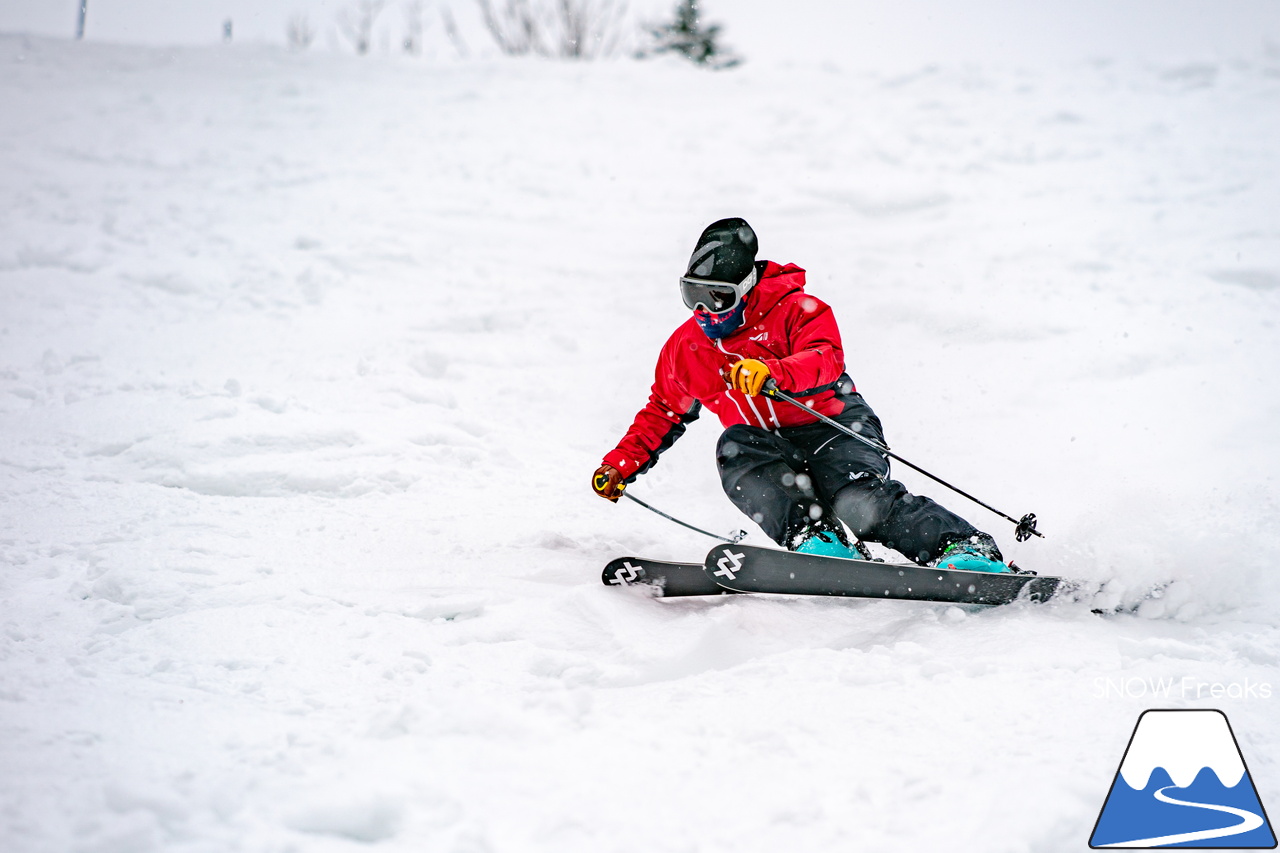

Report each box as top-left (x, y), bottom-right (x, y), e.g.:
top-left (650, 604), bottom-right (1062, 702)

top-left (2, 26), bottom-right (1279, 853)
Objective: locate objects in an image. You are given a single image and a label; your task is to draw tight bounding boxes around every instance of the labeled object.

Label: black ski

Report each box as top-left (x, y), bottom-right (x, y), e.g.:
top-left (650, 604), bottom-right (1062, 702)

top-left (702, 544), bottom-right (1062, 606)
top-left (602, 556), bottom-right (729, 597)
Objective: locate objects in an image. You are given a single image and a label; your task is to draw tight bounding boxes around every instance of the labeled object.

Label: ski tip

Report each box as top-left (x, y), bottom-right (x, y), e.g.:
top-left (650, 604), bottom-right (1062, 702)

top-left (602, 557), bottom-right (654, 588)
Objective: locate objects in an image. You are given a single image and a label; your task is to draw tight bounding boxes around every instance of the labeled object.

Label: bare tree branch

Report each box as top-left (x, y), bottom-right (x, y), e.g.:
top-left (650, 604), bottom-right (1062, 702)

top-left (337, 0), bottom-right (388, 55)
top-left (286, 13), bottom-right (317, 51)
top-left (402, 0), bottom-right (425, 54)
top-left (476, 0), bottom-right (629, 59)
top-left (440, 6), bottom-right (470, 58)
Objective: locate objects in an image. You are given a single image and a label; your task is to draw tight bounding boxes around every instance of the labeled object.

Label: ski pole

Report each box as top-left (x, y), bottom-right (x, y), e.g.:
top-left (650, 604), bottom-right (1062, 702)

top-left (762, 380), bottom-right (1043, 542)
top-left (619, 490), bottom-right (747, 544)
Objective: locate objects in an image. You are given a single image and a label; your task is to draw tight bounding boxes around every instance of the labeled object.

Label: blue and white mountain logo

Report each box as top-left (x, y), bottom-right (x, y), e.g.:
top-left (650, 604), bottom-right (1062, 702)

top-left (1090, 709), bottom-right (1276, 848)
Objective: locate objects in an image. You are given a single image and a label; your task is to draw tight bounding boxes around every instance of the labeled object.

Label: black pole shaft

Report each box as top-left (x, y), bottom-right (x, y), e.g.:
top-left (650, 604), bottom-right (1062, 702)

top-left (765, 384), bottom-right (1042, 538)
top-left (622, 491), bottom-right (743, 543)
top-left (76, 0), bottom-right (88, 39)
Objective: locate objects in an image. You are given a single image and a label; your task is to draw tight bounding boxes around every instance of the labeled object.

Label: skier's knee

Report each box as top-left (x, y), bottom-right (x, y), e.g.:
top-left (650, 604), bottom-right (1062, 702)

top-left (717, 427), bottom-right (762, 467)
top-left (833, 478), bottom-right (889, 537)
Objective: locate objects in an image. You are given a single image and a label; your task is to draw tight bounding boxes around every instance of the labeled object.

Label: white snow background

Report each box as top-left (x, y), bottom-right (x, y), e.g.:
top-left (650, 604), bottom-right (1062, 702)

top-left (2, 7), bottom-right (1280, 852)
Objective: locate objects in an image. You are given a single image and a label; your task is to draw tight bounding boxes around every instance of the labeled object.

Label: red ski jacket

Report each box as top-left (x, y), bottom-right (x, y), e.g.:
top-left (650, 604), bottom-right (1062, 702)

top-left (603, 261), bottom-right (852, 480)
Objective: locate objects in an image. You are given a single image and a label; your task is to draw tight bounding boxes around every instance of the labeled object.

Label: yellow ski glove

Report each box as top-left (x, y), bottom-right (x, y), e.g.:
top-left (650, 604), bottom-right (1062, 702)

top-left (725, 358), bottom-right (772, 397)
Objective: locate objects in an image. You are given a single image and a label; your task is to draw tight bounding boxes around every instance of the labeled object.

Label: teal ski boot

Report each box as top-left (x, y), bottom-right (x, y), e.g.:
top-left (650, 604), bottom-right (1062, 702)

top-left (934, 534), bottom-right (1009, 574)
top-left (791, 521), bottom-right (866, 560)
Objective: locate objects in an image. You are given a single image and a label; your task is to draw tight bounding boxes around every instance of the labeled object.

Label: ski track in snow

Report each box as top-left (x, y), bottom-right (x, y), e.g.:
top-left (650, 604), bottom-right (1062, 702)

top-left (1, 32), bottom-right (1279, 853)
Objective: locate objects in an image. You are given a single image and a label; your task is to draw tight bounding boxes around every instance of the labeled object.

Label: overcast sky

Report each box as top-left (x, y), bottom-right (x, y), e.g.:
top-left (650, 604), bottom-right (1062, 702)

top-left (2, 0), bottom-right (1279, 69)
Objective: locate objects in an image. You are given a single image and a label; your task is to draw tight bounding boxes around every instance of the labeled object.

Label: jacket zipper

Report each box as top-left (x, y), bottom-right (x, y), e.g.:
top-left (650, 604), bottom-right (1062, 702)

top-left (715, 339), bottom-right (780, 431)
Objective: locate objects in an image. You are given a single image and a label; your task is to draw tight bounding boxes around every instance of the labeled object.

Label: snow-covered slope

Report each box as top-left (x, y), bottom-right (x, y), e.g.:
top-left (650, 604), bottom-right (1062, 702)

top-left (1, 33), bottom-right (1278, 853)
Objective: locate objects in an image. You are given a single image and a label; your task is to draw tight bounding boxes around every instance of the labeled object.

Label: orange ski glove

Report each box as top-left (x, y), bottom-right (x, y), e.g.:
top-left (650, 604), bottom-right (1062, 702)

top-left (592, 464), bottom-right (626, 502)
top-left (725, 358), bottom-right (772, 396)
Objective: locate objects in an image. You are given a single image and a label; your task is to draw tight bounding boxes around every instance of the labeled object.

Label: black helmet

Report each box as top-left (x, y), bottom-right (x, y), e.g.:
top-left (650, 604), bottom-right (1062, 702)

top-left (684, 217), bottom-right (758, 283)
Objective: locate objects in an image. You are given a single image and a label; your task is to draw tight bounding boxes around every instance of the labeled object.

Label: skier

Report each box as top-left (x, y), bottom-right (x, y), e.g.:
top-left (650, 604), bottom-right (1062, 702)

top-left (592, 217), bottom-right (1009, 573)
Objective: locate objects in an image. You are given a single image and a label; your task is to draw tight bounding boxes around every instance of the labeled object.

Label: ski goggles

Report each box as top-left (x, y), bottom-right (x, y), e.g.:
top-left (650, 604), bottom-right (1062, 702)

top-left (679, 265), bottom-right (759, 314)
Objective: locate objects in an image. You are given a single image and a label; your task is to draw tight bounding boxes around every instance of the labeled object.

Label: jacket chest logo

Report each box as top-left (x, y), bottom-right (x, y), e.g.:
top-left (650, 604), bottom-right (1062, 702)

top-left (749, 331), bottom-right (769, 342)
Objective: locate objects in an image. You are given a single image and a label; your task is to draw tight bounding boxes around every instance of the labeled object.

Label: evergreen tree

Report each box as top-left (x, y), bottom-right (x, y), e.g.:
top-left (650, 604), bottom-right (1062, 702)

top-left (648, 0), bottom-right (740, 68)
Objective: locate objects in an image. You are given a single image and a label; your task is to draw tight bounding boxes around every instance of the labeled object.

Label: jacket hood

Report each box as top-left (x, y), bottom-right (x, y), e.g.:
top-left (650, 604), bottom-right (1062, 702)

top-left (740, 260), bottom-right (806, 328)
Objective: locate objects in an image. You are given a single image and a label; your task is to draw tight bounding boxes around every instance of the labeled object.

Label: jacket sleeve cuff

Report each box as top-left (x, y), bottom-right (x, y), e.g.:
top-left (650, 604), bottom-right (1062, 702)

top-left (760, 358), bottom-right (788, 389)
top-left (603, 449), bottom-right (640, 479)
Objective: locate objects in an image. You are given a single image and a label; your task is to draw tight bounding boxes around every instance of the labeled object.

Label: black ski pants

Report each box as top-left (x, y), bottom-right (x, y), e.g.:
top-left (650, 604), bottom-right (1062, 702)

top-left (715, 392), bottom-right (980, 565)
